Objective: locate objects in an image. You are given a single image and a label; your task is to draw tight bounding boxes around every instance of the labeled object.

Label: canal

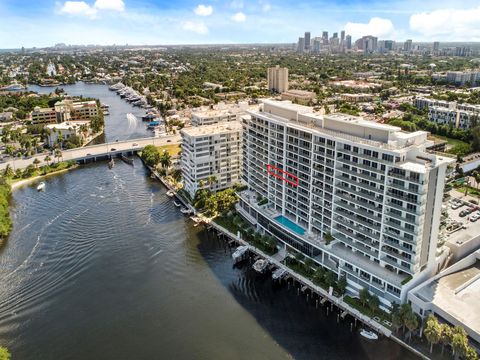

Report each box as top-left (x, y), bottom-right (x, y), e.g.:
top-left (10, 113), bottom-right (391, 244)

top-left (0, 83), bottom-right (418, 359)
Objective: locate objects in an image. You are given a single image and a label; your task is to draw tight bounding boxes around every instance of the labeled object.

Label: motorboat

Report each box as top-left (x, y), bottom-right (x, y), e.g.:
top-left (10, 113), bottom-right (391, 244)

top-left (180, 207), bottom-right (193, 215)
top-left (232, 245), bottom-right (249, 263)
top-left (360, 329), bottom-right (378, 341)
top-left (108, 158), bottom-right (115, 169)
top-left (174, 201), bottom-right (182, 207)
top-left (272, 268), bottom-right (287, 280)
top-left (36, 182), bottom-right (46, 191)
top-left (166, 190), bottom-right (175, 197)
top-left (253, 259), bottom-right (269, 273)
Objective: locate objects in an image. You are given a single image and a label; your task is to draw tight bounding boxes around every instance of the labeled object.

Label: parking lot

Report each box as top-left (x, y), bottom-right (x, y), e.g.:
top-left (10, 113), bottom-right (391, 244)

top-left (447, 198), bottom-right (480, 224)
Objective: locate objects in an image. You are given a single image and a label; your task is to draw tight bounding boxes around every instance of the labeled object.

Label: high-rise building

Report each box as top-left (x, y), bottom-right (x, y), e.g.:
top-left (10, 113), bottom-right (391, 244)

top-left (297, 37), bottom-right (305, 53)
top-left (313, 39), bottom-right (322, 54)
top-left (238, 100), bottom-right (453, 307)
top-left (322, 31), bottom-right (329, 45)
top-left (433, 42), bottom-right (440, 53)
top-left (404, 39), bottom-right (413, 52)
top-left (267, 65), bottom-right (289, 93)
top-left (304, 32), bottom-right (311, 51)
top-left (180, 121), bottom-right (242, 198)
top-left (357, 35), bottom-right (377, 53)
top-left (333, 32), bottom-right (338, 39)
top-left (340, 30), bottom-right (345, 42)
top-left (345, 35), bottom-right (352, 50)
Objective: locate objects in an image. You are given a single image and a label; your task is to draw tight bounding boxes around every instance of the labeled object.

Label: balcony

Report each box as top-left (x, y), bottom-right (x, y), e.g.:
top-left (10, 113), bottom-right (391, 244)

top-left (333, 217), bottom-right (381, 241)
top-left (334, 231), bottom-right (379, 258)
top-left (384, 220), bottom-right (420, 237)
top-left (381, 255), bottom-right (414, 275)
top-left (334, 191), bottom-right (383, 213)
top-left (335, 206), bottom-right (382, 231)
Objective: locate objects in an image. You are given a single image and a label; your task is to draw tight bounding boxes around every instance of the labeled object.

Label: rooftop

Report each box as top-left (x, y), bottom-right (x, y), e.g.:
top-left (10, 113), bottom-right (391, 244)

top-left (180, 121), bottom-right (242, 137)
top-left (413, 254), bottom-right (480, 341)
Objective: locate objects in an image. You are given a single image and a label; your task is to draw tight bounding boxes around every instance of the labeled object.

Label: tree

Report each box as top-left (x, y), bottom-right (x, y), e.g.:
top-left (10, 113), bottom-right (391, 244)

top-left (465, 346), bottom-right (479, 360)
top-left (0, 346), bottom-right (11, 360)
top-left (440, 323), bottom-right (453, 355)
top-left (367, 294), bottom-right (380, 314)
top-left (404, 311), bottom-right (419, 342)
top-left (44, 155), bottom-right (52, 166)
top-left (471, 126), bottom-right (480, 152)
top-left (33, 158), bottom-right (41, 169)
top-left (424, 314), bottom-right (442, 354)
top-left (2, 165), bottom-right (13, 178)
top-left (359, 288), bottom-right (370, 307)
top-left (336, 275), bottom-right (347, 296)
top-left (160, 150), bottom-right (172, 169)
top-left (452, 326), bottom-right (469, 360)
top-left (141, 145), bottom-right (161, 168)
top-left (54, 149), bottom-right (62, 163)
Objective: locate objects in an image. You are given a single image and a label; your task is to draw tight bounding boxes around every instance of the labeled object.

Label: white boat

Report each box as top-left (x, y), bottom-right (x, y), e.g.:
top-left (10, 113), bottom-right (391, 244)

top-left (174, 201), bottom-right (182, 207)
top-left (360, 329), bottom-right (378, 341)
top-left (166, 190), bottom-right (175, 197)
top-left (272, 268), bottom-right (287, 280)
top-left (232, 245), bottom-right (249, 263)
top-left (36, 182), bottom-right (46, 191)
top-left (180, 208), bottom-right (193, 215)
top-left (253, 259), bottom-right (269, 273)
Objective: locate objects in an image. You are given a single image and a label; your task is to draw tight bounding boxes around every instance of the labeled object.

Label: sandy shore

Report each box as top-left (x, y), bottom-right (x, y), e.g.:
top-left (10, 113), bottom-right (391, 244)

top-left (11, 166), bottom-right (79, 191)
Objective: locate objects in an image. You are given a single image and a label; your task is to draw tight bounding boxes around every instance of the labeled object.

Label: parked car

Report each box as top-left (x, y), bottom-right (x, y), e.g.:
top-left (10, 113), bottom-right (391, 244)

top-left (470, 212), bottom-right (480, 222)
top-left (132, 143), bottom-right (138, 147)
top-left (111, 148), bottom-right (116, 151)
top-left (460, 209), bottom-right (470, 217)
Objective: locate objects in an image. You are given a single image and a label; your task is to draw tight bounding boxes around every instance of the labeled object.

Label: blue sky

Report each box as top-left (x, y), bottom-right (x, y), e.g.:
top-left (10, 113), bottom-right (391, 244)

top-left (0, 0), bottom-right (480, 48)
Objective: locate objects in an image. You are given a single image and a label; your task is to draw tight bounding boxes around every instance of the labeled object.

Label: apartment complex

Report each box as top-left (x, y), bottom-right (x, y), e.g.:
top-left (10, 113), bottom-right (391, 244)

top-left (191, 106), bottom-right (246, 127)
top-left (445, 70), bottom-right (480, 86)
top-left (238, 100), bottom-right (452, 308)
top-left (267, 66), bottom-right (289, 93)
top-left (29, 99), bottom-right (99, 124)
top-left (180, 122), bottom-right (242, 198)
top-left (45, 121), bottom-right (91, 147)
top-left (415, 98), bottom-right (480, 130)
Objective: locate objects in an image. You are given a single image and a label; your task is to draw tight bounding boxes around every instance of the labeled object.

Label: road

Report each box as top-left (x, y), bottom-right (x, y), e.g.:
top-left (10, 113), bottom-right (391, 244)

top-left (0, 135), bottom-right (181, 170)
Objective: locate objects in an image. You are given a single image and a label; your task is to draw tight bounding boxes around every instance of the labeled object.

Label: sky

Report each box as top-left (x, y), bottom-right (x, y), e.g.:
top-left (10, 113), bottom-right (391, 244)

top-left (1, 0), bottom-right (480, 48)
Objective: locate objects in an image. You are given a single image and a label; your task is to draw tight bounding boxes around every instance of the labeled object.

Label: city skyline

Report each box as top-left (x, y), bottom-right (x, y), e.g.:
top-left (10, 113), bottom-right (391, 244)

top-left (1, 0), bottom-right (480, 48)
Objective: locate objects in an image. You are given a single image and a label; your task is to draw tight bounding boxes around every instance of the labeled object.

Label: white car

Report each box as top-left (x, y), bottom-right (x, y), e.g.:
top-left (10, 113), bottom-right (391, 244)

top-left (470, 212), bottom-right (480, 222)
top-left (451, 201), bottom-right (463, 210)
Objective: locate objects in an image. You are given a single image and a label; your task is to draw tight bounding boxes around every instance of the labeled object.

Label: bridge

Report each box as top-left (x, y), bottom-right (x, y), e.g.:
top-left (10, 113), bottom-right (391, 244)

top-left (0, 135), bottom-right (181, 170)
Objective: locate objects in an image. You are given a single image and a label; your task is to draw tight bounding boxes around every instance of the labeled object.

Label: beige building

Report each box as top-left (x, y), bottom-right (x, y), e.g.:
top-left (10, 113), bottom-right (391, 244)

top-left (268, 65), bottom-right (289, 93)
top-left (29, 100), bottom-right (99, 125)
top-left (281, 89), bottom-right (316, 103)
top-left (180, 122), bottom-right (242, 198)
top-left (340, 93), bottom-right (374, 103)
top-left (45, 121), bottom-right (91, 147)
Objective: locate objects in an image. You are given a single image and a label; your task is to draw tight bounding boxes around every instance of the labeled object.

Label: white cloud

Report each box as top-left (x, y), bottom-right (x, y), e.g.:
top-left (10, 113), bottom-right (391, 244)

top-left (94, 0), bottom-right (125, 11)
top-left (194, 4), bottom-right (213, 16)
top-left (182, 21), bottom-right (209, 34)
top-left (231, 12), bottom-right (246, 22)
top-left (59, 1), bottom-right (97, 18)
top-left (344, 17), bottom-right (395, 39)
top-left (410, 6), bottom-right (480, 40)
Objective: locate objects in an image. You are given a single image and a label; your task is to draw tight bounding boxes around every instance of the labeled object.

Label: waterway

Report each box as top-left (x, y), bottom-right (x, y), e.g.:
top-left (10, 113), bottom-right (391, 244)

top-left (0, 83), bottom-right (419, 359)
top-left (28, 82), bottom-right (151, 142)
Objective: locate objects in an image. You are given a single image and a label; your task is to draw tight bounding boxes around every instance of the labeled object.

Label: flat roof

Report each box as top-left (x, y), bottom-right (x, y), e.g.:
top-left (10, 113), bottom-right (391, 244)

top-left (180, 121), bottom-right (242, 136)
top-left (414, 261), bottom-right (480, 338)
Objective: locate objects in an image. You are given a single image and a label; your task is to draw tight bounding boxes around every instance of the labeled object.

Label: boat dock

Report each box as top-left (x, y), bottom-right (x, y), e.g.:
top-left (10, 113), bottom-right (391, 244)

top-left (207, 220), bottom-right (393, 339)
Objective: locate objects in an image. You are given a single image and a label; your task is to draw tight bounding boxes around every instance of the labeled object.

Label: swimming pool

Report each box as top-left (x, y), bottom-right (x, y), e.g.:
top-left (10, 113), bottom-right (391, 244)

top-left (274, 215), bottom-right (306, 236)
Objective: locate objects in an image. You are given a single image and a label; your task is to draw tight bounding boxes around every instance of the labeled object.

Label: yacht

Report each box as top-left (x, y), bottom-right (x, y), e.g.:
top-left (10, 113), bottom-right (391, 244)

top-left (272, 268), bottom-right (287, 280)
top-left (36, 182), bottom-right (46, 191)
top-left (360, 329), bottom-right (378, 341)
top-left (253, 259), bottom-right (269, 273)
top-left (232, 246), bottom-right (249, 264)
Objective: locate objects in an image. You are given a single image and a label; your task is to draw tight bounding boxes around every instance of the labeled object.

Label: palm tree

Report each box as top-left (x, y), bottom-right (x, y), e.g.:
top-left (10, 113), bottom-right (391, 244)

top-left (440, 323), bottom-right (453, 355)
top-left (44, 155), bottom-right (52, 166)
top-left (404, 311), bottom-right (419, 342)
top-left (452, 326), bottom-right (469, 360)
top-left (359, 288), bottom-right (370, 307)
top-left (207, 175), bottom-right (218, 189)
top-left (465, 346), bottom-right (479, 360)
top-left (160, 150), bottom-right (172, 169)
top-left (54, 149), bottom-right (62, 164)
top-left (424, 314), bottom-right (442, 354)
top-left (33, 158), bottom-right (41, 169)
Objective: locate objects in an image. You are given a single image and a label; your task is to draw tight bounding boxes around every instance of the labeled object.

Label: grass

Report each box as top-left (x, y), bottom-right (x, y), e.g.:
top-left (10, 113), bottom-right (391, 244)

top-left (431, 135), bottom-right (471, 155)
top-left (157, 144), bottom-right (181, 157)
top-left (343, 296), bottom-right (392, 325)
top-left (8, 161), bottom-right (77, 185)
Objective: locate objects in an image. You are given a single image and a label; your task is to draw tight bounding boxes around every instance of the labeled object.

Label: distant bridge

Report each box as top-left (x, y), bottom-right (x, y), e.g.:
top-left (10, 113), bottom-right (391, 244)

top-left (0, 135), bottom-right (181, 171)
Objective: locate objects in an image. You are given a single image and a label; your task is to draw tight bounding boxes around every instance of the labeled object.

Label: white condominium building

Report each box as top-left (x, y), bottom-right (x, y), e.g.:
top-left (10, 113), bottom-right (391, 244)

top-left (180, 122), bottom-right (242, 199)
top-left (238, 100), bottom-right (453, 308)
top-left (267, 66), bottom-right (289, 93)
top-left (415, 98), bottom-right (480, 130)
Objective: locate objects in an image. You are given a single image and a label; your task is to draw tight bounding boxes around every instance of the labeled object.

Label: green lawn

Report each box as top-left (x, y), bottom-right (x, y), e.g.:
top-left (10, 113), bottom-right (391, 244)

top-left (157, 144), bottom-right (181, 157)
